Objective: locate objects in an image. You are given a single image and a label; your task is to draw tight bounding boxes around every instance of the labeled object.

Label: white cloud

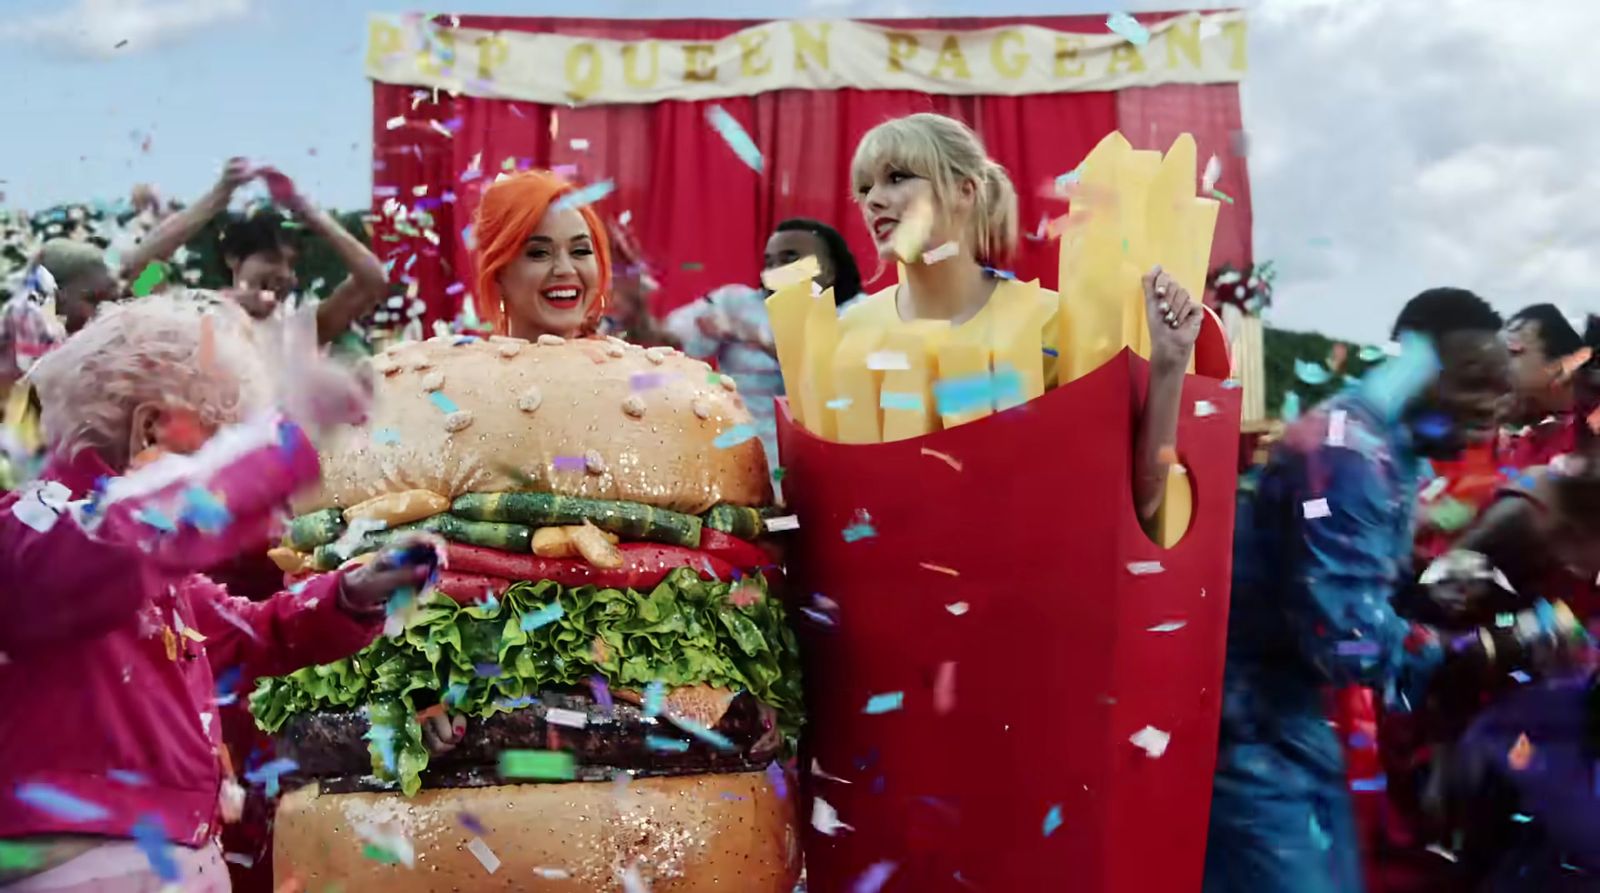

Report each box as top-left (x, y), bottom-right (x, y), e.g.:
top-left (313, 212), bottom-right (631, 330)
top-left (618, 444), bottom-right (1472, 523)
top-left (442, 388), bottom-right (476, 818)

top-left (1243, 0), bottom-right (1600, 341)
top-left (0, 0), bottom-right (252, 58)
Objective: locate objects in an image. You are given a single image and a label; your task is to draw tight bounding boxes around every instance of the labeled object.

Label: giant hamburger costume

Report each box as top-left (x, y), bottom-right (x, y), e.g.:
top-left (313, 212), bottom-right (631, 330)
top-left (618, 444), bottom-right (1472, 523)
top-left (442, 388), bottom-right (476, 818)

top-left (252, 335), bottom-right (802, 890)
top-left (770, 133), bottom-right (1242, 890)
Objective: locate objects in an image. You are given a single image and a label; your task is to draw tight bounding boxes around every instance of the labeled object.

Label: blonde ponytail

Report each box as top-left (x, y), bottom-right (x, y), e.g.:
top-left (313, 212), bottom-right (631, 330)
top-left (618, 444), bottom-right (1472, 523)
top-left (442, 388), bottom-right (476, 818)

top-left (973, 160), bottom-right (1019, 265)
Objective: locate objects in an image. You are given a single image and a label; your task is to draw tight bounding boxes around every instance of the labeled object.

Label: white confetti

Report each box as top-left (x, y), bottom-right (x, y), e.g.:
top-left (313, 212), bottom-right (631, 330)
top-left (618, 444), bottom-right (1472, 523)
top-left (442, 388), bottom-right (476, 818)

top-left (945, 602), bottom-right (970, 616)
top-left (811, 759), bottom-right (852, 784)
top-left (570, 138), bottom-right (590, 150)
top-left (1130, 725), bottom-right (1171, 758)
top-left (533, 867), bottom-right (572, 879)
top-left (1327, 409), bottom-right (1348, 447)
top-left (544, 707), bottom-right (587, 729)
top-left (865, 351), bottom-right (911, 371)
top-left (1194, 400), bottom-right (1217, 418)
top-left (1126, 561), bottom-right (1165, 576)
top-left (11, 494), bottom-right (61, 533)
top-left (1419, 476), bottom-right (1450, 503)
top-left (466, 837), bottom-right (500, 874)
top-left (1147, 621), bottom-right (1187, 633)
top-left (922, 241), bottom-right (959, 264)
top-left (764, 515), bottom-right (800, 532)
top-left (1303, 498), bottom-right (1331, 520)
top-left (620, 862), bottom-right (651, 892)
top-left (1201, 154), bottom-right (1222, 193)
top-left (812, 796), bottom-right (853, 836)
top-left (385, 115), bottom-right (406, 130)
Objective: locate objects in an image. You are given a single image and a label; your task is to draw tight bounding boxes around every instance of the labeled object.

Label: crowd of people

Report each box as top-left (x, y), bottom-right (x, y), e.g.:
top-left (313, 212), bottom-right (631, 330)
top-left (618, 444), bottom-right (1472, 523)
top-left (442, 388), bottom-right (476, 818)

top-left (0, 109), bottom-right (1594, 892)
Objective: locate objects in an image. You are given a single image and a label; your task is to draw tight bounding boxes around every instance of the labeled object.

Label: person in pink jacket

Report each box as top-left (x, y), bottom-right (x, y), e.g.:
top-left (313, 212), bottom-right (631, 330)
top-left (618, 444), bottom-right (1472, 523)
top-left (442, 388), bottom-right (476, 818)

top-left (0, 292), bottom-right (428, 892)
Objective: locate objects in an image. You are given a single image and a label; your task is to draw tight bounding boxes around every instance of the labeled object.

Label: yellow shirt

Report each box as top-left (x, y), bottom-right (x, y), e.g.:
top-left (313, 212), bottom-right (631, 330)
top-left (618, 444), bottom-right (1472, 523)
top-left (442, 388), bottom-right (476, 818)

top-left (839, 280), bottom-right (1061, 385)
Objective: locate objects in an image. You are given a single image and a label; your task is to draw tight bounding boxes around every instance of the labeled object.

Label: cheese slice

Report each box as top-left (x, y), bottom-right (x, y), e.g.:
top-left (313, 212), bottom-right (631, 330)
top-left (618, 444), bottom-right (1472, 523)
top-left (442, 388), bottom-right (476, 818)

top-left (880, 322), bottom-right (952, 442)
top-left (1153, 463), bottom-right (1194, 548)
top-left (988, 284), bottom-right (1051, 410)
top-left (765, 281), bottom-right (815, 430)
top-left (796, 289), bottom-right (841, 440)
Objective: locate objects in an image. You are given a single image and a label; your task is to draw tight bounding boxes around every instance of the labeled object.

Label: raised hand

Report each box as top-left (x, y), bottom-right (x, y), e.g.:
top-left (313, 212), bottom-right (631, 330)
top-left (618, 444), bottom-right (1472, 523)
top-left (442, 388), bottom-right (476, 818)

top-left (1144, 265), bottom-right (1202, 369)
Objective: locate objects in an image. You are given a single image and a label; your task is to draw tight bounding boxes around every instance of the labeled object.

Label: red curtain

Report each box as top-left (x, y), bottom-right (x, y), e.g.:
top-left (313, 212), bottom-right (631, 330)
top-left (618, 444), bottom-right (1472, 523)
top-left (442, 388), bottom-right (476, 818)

top-left (370, 14), bottom-right (1251, 327)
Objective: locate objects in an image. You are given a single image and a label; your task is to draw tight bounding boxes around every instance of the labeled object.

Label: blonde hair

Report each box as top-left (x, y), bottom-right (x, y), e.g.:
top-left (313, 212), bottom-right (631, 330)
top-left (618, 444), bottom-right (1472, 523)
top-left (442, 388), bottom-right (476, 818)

top-left (850, 113), bottom-right (1019, 264)
top-left (28, 290), bottom-right (269, 469)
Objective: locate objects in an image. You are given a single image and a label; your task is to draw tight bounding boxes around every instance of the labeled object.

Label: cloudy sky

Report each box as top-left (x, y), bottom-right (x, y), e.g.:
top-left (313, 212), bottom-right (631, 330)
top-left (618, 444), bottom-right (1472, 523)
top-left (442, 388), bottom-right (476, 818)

top-left (0, 0), bottom-right (1593, 342)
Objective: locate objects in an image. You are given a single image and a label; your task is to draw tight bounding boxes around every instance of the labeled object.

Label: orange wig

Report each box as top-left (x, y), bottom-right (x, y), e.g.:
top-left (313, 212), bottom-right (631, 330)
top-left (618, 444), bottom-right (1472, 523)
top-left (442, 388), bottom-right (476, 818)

top-left (473, 171), bottom-right (613, 335)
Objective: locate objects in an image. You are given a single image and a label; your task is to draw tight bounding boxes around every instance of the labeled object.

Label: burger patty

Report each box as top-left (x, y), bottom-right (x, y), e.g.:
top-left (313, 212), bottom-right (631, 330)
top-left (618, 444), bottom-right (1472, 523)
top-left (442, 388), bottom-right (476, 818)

top-left (276, 689), bottom-right (781, 794)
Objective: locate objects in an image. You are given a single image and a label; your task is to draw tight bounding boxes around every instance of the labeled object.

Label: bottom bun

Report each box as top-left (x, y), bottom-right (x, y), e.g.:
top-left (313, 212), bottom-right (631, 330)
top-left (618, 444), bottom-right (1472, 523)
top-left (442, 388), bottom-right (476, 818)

top-left (274, 770), bottom-right (801, 891)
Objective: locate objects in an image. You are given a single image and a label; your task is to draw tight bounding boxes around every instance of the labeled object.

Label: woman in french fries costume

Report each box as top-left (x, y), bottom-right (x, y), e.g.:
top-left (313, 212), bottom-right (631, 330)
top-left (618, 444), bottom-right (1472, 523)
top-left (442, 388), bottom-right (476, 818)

top-left (770, 113), bottom-right (1242, 889)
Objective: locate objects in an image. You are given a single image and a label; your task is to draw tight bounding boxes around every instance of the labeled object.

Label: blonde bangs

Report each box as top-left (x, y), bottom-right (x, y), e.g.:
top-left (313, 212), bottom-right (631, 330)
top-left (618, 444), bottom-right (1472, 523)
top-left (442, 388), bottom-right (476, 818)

top-left (850, 119), bottom-right (948, 196)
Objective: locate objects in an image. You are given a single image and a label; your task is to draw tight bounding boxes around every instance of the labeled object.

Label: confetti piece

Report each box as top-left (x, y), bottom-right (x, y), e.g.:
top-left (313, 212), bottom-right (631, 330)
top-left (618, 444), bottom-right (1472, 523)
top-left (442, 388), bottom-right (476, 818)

top-left (1130, 725), bottom-right (1171, 758)
top-left (132, 814), bottom-right (179, 882)
top-left (533, 867), bottom-right (573, 880)
top-left (621, 863), bottom-right (651, 893)
top-left (244, 758), bottom-right (299, 798)
top-left (933, 662), bottom-right (957, 715)
top-left (1126, 561), bottom-right (1164, 576)
top-left (521, 603), bottom-right (565, 631)
top-left (473, 662), bottom-right (501, 678)
top-left (552, 455), bottom-right (586, 472)
top-left (853, 861), bottom-right (898, 893)
top-left (1508, 733), bottom-right (1533, 772)
top-left (108, 769), bottom-right (149, 786)
top-left (672, 716), bottom-right (736, 750)
top-left (1303, 498), bottom-right (1331, 520)
top-left (714, 424), bottom-right (758, 449)
top-left (918, 447), bottom-right (963, 471)
top-left (1349, 775), bottom-right (1387, 792)
top-left (1294, 359), bottom-right (1332, 386)
top-left (863, 691), bottom-right (904, 714)
top-left (553, 180), bottom-right (616, 213)
top-left (1335, 640), bottom-right (1380, 656)
top-left (1511, 813), bottom-right (1533, 824)
top-left (372, 427), bottom-right (401, 446)
top-left (428, 392), bottom-right (459, 413)
top-left (880, 392), bottom-right (924, 411)
top-left (1210, 188), bottom-right (1235, 205)
top-left (705, 105), bottom-right (763, 173)
top-left (1194, 400), bottom-right (1217, 418)
top-left (1148, 621), bottom-right (1187, 633)
top-left (842, 513), bottom-right (877, 543)
top-left (866, 350), bottom-right (910, 371)
top-left (466, 836), bottom-right (500, 873)
top-left (933, 369), bottom-right (1023, 415)
top-left (1424, 844), bottom-right (1458, 863)
top-left (922, 562), bottom-right (960, 577)
top-left (589, 675), bottom-right (613, 713)
top-left (1105, 12), bottom-right (1150, 45)
top-left (643, 681), bottom-right (666, 717)
top-left (647, 735), bottom-right (690, 753)
top-left (130, 262), bottom-right (168, 297)
top-left (1326, 409), bottom-right (1348, 447)
top-left (499, 750), bottom-right (575, 780)
top-left (15, 784), bottom-right (109, 822)
top-left (1042, 804), bottom-right (1064, 836)
top-left (945, 601), bottom-right (969, 616)
top-left (812, 758), bottom-right (853, 784)
top-left (1201, 154), bottom-right (1222, 193)
top-left (766, 761), bottom-right (788, 798)
top-left (922, 242), bottom-right (959, 264)
top-left (386, 116), bottom-right (406, 130)
top-left (1509, 670), bottom-right (1532, 684)
top-left (1309, 813), bottom-right (1331, 850)
top-left (180, 486), bottom-right (231, 533)
top-left (825, 397), bottom-right (853, 410)
top-left (363, 844), bottom-right (402, 864)
top-left (544, 707), bottom-right (587, 729)
top-left (630, 372), bottom-right (666, 391)
top-left (812, 797), bottom-right (853, 835)
top-left (0, 842), bottom-right (43, 871)
top-left (764, 514), bottom-right (800, 532)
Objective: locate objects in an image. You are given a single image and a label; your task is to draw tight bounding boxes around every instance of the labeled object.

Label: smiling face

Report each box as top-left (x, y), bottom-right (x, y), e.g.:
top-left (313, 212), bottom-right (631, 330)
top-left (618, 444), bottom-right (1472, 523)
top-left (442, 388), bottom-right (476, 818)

top-left (496, 207), bottom-right (601, 339)
top-left (854, 167), bottom-right (971, 262)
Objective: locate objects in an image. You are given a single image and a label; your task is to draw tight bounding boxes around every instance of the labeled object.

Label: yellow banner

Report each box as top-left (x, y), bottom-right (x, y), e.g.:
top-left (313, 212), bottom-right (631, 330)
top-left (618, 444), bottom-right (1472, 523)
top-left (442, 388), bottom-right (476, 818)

top-left (367, 13), bottom-right (1246, 107)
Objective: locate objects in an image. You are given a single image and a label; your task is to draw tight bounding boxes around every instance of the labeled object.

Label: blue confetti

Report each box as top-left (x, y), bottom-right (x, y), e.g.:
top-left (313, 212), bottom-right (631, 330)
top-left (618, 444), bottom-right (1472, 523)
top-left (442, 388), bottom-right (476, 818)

top-left (842, 514), bottom-right (877, 543)
top-left (1349, 775), bottom-right (1388, 792)
top-left (1042, 804), bottom-right (1064, 836)
top-left (1294, 359), bottom-right (1332, 386)
top-left (1042, 346), bottom-right (1060, 358)
top-left (1105, 11), bottom-right (1150, 45)
top-left (521, 602), bottom-right (565, 631)
top-left (552, 455), bottom-right (587, 472)
top-left (673, 717), bottom-right (735, 751)
top-left (1335, 640), bottom-right (1380, 657)
top-left (705, 105), bottom-right (763, 173)
top-left (1359, 332), bottom-right (1440, 422)
top-left (428, 392), bottom-right (460, 414)
top-left (132, 814), bottom-right (179, 882)
top-left (647, 735), bottom-right (690, 753)
top-left (179, 486), bottom-right (231, 533)
top-left (443, 683), bottom-right (469, 706)
top-left (458, 811), bottom-right (486, 836)
top-left (853, 861), bottom-right (898, 893)
top-left (244, 758), bottom-right (298, 798)
top-left (1309, 813), bottom-right (1331, 850)
top-left (364, 723), bottom-right (397, 772)
top-left (495, 694), bottom-right (539, 709)
top-left (590, 676), bottom-right (613, 713)
top-left (107, 770), bottom-right (149, 786)
top-left (643, 681), bottom-right (666, 718)
top-left (135, 507), bottom-right (176, 532)
top-left (863, 691), bottom-right (904, 715)
top-left (879, 392), bottom-right (924, 411)
top-left (933, 368), bottom-right (1023, 416)
top-left (15, 784), bottom-right (109, 823)
top-left (460, 225), bottom-right (474, 248)
top-left (713, 424), bottom-right (758, 449)
top-left (553, 179), bottom-right (617, 212)
top-left (1509, 670), bottom-right (1532, 684)
top-left (1511, 813), bottom-right (1534, 824)
top-left (1055, 170), bottom-right (1080, 191)
top-left (474, 662), bottom-right (502, 678)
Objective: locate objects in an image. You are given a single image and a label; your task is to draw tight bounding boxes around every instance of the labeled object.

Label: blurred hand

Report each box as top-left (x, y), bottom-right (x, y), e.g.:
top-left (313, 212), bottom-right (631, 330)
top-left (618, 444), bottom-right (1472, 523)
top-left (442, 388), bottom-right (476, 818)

top-left (338, 559), bottom-right (432, 618)
top-left (1145, 265), bottom-right (1201, 369)
top-left (281, 353), bottom-right (374, 433)
top-left (696, 310), bottom-right (727, 340)
top-left (258, 166), bottom-right (310, 216)
top-left (421, 713), bottom-right (467, 755)
top-left (217, 157), bottom-right (255, 193)
top-left (751, 702), bottom-right (782, 758)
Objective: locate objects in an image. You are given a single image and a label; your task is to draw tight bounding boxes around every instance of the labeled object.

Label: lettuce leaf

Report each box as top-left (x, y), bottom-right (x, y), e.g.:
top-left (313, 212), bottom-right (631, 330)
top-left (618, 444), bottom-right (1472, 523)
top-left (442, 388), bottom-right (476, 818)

top-left (250, 568), bottom-right (802, 795)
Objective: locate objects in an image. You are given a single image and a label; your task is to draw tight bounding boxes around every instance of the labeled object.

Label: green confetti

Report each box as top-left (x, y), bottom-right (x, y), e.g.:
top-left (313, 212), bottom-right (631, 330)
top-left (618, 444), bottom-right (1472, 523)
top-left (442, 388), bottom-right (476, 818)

top-left (0, 842), bottom-right (43, 871)
top-left (1427, 498), bottom-right (1475, 533)
top-left (772, 466), bottom-right (786, 483)
top-left (499, 749), bottom-right (575, 780)
top-left (129, 262), bottom-right (168, 297)
top-left (362, 844), bottom-right (402, 864)
top-left (1210, 188), bottom-right (1236, 205)
top-left (681, 262), bottom-right (704, 272)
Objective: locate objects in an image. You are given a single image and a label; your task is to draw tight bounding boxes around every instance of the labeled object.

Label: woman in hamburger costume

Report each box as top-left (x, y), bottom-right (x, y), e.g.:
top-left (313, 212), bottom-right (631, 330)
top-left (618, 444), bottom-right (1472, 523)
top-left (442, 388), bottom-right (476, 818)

top-left (254, 170), bottom-right (803, 891)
